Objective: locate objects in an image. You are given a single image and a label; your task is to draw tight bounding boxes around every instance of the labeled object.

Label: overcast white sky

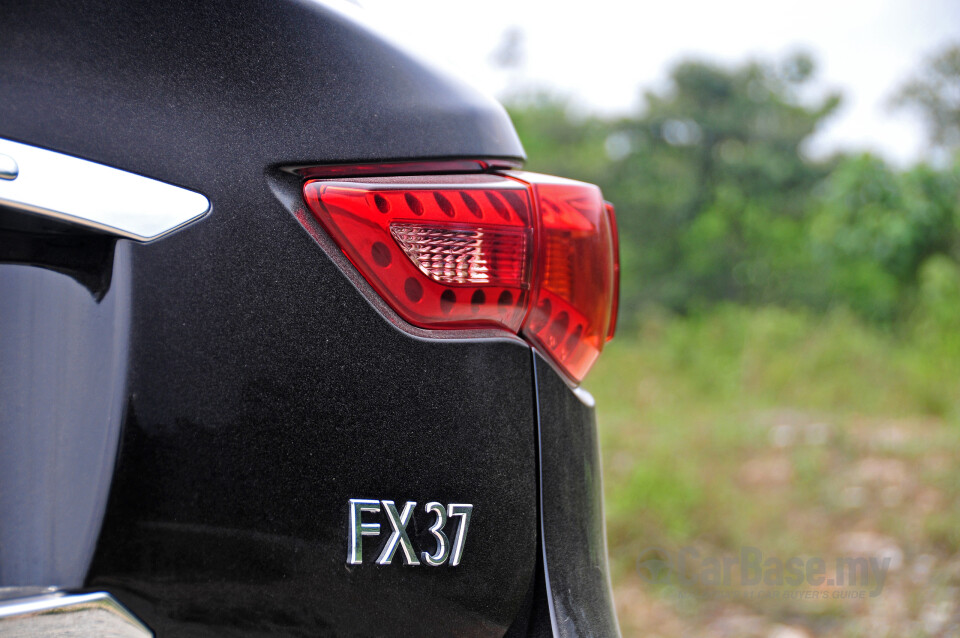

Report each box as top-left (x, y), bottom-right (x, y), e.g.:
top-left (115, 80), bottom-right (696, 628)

top-left (355, 0), bottom-right (960, 165)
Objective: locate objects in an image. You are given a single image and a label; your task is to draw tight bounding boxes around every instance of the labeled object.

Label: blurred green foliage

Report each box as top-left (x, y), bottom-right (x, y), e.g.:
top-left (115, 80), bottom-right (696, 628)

top-left (892, 44), bottom-right (960, 151)
top-left (508, 45), bottom-right (960, 634)
top-left (506, 50), bottom-right (960, 326)
top-left (589, 307), bottom-right (960, 633)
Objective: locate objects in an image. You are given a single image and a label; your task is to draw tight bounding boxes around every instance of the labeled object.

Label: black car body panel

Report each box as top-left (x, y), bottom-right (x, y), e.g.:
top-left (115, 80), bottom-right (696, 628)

top-left (0, 1), bottom-right (619, 635)
top-left (534, 354), bottom-right (620, 638)
top-left (0, 0), bottom-right (523, 181)
top-left (86, 183), bottom-right (539, 635)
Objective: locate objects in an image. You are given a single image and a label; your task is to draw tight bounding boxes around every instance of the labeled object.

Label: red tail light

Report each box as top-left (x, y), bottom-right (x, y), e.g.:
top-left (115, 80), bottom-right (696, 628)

top-left (605, 201), bottom-right (620, 342)
top-left (302, 170), bottom-right (618, 383)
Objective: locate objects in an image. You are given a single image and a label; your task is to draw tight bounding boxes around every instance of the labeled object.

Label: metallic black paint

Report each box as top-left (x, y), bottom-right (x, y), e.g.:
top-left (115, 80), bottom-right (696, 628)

top-left (534, 353), bottom-right (621, 638)
top-left (86, 203), bottom-right (538, 633)
top-left (0, 0), bottom-right (524, 190)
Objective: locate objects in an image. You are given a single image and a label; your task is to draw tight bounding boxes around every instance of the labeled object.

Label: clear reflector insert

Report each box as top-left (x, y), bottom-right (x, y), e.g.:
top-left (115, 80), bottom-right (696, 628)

top-left (303, 175), bottom-right (533, 332)
top-left (390, 224), bottom-right (528, 287)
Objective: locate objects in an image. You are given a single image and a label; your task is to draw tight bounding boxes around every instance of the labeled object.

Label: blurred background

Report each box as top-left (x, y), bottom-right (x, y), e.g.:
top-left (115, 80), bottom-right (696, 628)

top-left (362, 2), bottom-right (960, 635)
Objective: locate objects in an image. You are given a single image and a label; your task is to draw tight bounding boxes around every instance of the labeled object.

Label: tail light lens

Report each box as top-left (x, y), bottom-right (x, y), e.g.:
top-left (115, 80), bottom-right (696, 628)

top-left (303, 175), bottom-right (533, 332)
top-left (302, 170), bottom-right (618, 383)
top-left (605, 201), bottom-right (620, 343)
top-left (516, 175), bottom-right (617, 382)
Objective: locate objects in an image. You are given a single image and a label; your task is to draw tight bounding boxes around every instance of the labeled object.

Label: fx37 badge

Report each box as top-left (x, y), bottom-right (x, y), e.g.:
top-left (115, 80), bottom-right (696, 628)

top-left (347, 499), bottom-right (473, 567)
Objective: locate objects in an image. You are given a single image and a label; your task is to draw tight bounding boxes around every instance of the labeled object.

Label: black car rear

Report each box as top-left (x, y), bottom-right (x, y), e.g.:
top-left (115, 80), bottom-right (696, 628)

top-left (0, 2), bottom-right (620, 636)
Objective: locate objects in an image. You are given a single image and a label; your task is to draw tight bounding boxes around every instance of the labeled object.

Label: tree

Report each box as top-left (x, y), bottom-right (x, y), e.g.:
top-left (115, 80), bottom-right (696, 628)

top-left (506, 53), bottom-right (960, 326)
top-left (892, 44), bottom-right (960, 153)
top-left (604, 53), bottom-right (841, 314)
top-left (810, 154), bottom-right (960, 321)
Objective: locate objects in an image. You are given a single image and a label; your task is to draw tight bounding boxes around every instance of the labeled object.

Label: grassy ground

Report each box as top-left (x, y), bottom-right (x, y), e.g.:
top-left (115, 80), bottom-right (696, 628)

top-left (586, 306), bottom-right (960, 637)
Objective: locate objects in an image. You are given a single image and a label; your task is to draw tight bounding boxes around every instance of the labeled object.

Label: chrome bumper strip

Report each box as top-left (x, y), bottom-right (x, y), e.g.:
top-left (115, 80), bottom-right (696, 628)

top-left (0, 592), bottom-right (152, 636)
top-left (0, 137), bottom-right (210, 241)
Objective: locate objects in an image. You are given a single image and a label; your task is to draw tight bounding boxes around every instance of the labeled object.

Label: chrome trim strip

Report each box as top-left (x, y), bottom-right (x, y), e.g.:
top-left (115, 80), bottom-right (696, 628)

top-left (0, 592), bottom-right (152, 636)
top-left (0, 153), bottom-right (18, 180)
top-left (0, 138), bottom-right (209, 241)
